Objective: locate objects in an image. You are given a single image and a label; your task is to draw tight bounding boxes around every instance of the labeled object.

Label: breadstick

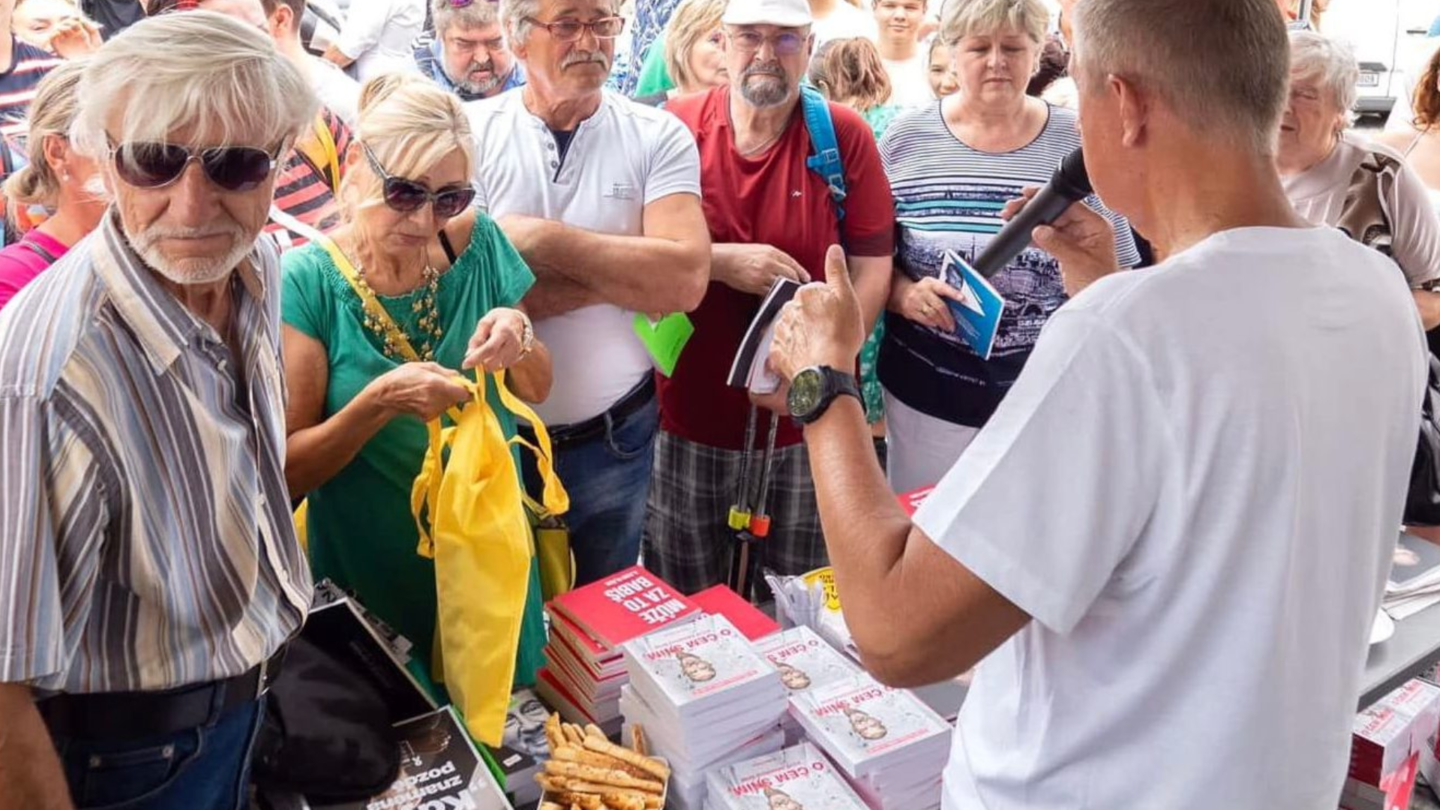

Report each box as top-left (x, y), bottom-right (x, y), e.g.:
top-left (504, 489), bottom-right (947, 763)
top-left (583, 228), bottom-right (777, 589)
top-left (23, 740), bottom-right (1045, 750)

top-left (582, 735), bottom-right (671, 781)
top-left (601, 797), bottom-right (645, 810)
top-left (562, 723), bottom-right (585, 746)
top-left (585, 723), bottom-right (607, 741)
top-left (548, 792), bottom-right (602, 810)
top-left (545, 713), bottom-right (564, 752)
top-left (553, 745), bottom-right (652, 779)
top-left (563, 784), bottom-right (663, 810)
top-left (543, 760), bottom-right (663, 793)
top-left (631, 724), bottom-right (648, 757)
top-left (540, 803), bottom-right (565, 810)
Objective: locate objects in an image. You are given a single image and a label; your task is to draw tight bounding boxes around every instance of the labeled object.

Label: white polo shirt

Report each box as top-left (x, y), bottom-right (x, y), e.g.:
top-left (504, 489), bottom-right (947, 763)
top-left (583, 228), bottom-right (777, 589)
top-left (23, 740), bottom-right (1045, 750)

top-left (466, 89), bottom-right (702, 426)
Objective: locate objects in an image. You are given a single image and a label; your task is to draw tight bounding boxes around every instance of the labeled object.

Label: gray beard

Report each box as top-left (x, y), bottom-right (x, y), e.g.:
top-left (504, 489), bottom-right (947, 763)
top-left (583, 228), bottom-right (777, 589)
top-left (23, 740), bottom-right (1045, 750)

top-left (739, 73), bottom-right (791, 108)
top-left (451, 65), bottom-right (505, 95)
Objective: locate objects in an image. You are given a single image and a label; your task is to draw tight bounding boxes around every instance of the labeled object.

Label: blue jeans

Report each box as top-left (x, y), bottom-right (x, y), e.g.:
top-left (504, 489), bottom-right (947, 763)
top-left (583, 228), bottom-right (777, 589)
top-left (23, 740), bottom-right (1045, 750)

top-left (53, 696), bottom-right (263, 810)
top-left (528, 393), bottom-right (658, 587)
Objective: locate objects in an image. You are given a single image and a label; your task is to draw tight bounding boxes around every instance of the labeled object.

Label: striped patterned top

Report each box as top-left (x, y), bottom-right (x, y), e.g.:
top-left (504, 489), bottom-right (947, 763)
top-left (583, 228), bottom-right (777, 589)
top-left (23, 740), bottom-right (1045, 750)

top-left (0, 214), bottom-right (312, 693)
top-left (0, 37), bottom-right (61, 140)
top-left (877, 102), bottom-right (1140, 427)
top-left (265, 106), bottom-right (351, 252)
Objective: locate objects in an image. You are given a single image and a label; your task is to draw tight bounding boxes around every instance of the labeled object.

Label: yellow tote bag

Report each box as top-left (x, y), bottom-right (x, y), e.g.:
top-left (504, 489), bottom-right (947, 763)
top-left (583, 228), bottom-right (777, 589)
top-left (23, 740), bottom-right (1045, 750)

top-left (410, 371), bottom-right (568, 746)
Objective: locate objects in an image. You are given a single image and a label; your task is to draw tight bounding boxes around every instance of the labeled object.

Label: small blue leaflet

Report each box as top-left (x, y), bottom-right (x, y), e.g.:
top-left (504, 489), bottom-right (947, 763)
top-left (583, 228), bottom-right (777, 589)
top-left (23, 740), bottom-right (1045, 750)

top-left (942, 250), bottom-right (1005, 361)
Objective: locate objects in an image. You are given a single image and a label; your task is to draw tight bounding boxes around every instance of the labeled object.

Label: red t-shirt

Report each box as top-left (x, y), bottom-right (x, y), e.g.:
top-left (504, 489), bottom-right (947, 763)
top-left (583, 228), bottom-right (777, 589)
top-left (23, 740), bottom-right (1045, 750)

top-left (661, 87), bottom-right (895, 451)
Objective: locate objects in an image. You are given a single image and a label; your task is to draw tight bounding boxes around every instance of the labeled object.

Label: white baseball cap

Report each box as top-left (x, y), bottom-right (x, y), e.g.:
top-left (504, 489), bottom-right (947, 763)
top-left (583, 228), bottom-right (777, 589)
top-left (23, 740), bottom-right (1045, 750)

top-left (721, 0), bottom-right (814, 28)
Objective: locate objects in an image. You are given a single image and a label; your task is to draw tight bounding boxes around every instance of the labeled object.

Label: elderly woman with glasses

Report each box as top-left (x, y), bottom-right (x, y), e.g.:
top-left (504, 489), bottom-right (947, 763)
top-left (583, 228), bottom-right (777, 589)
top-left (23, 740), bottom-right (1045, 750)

top-left (1278, 30), bottom-right (1440, 327)
top-left (281, 72), bottom-right (553, 685)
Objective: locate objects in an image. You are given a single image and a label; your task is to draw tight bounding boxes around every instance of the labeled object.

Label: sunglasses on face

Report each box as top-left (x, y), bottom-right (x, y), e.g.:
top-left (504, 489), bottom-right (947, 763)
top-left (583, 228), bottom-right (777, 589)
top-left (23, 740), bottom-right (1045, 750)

top-left (362, 143), bottom-right (476, 218)
top-left (108, 138), bottom-right (279, 192)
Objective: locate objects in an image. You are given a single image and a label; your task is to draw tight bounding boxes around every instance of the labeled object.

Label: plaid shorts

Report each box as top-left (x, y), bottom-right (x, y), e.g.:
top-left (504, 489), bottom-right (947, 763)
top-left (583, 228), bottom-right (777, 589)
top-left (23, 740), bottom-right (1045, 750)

top-left (642, 429), bottom-right (827, 595)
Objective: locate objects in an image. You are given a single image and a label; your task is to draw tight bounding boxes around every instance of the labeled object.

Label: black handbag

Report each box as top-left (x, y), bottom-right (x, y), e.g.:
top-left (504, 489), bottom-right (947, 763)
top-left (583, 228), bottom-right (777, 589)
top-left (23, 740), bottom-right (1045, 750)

top-left (1405, 353), bottom-right (1440, 526)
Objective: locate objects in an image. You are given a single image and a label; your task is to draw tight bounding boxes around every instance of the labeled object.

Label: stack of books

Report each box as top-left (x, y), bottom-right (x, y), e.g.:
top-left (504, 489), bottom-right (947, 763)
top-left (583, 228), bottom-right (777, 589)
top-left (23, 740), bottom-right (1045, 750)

top-left (619, 614), bottom-right (790, 810)
top-left (790, 673), bottom-right (952, 810)
top-left (756, 625), bottom-right (859, 744)
top-left (1383, 533), bottom-right (1440, 620)
top-left (537, 566), bottom-right (700, 738)
top-left (706, 742), bottom-right (870, 810)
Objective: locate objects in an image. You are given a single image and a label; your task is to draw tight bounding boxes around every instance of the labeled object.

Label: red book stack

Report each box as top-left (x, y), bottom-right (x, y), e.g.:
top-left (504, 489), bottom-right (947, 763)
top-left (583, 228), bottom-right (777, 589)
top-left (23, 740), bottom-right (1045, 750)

top-left (537, 566), bottom-right (701, 737)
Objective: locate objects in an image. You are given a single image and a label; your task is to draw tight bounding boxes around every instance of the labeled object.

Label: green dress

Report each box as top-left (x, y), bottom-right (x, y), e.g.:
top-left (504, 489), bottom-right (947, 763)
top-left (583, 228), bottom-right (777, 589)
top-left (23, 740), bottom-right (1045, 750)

top-left (281, 213), bottom-right (547, 689)
top-left (634, 30), bottom-right (676, 98)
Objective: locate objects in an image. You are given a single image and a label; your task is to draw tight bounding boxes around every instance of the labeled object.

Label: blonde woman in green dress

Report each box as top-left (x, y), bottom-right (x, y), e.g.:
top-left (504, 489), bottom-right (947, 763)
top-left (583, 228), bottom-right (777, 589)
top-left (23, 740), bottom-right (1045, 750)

top-left (280, 72), bottom-right (553, 690)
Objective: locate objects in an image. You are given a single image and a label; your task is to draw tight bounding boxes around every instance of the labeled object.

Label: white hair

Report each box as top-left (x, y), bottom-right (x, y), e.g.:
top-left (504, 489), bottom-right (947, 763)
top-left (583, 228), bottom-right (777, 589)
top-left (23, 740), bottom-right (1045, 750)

top-left (434, 0), bottom-right (502, 37)
top-left (1289, 30), bottom-right (1359, 123)
top-left (940, 0), bottom-right (1048, 46)
top-left (70, 11), bottom-right (317, 159)
top-left (1073, 0), bottom-right (1290, 157)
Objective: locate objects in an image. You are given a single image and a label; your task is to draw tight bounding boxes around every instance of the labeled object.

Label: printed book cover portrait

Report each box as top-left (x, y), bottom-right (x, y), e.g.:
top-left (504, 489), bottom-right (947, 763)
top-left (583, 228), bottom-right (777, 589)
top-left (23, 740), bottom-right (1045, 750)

top-left (713, 744), bottom-right (868, 810)
top-left (799, 677), bottom-right (948, 762)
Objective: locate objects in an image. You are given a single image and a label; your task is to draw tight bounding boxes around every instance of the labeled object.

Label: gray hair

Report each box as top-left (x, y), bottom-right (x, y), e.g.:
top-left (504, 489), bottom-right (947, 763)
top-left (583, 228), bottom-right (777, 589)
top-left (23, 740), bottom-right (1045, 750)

top-left (70, 11), bottom-right (317, 159)
top-left (501, 0), bottom-right (619, 46)
top-left (1073, 0), bottom-right (1289, 156)
top-left (433, 0), bottom-right (501, 37)
top-left (940, 0), bottom-right (1048, 46)
top-left (1289, 30), bottom-right (1358, 123)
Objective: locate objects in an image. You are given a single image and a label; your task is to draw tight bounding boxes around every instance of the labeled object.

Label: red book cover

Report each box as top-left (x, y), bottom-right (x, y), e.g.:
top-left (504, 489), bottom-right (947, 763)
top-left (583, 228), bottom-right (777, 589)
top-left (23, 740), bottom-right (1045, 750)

top-left (548, 566), bottom-right (700, 651)
top-left (536, 666), bottom-right (600, 725)
top-left (692, 585), bottom-right (780, 641)
top-left (549, 629), bottom-right (628, 687)
top-left (899, 485), bottom-right (936, 517)
top-left (548, 609), bottom-right (614, 665)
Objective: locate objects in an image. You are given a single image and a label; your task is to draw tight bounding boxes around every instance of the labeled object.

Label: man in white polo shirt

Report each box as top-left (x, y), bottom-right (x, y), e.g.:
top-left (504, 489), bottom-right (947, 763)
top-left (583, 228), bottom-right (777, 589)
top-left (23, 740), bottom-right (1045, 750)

top-left (468, 0), bottom-right (710, 586)
top-left (764, 0), bottom-right (1428, 807)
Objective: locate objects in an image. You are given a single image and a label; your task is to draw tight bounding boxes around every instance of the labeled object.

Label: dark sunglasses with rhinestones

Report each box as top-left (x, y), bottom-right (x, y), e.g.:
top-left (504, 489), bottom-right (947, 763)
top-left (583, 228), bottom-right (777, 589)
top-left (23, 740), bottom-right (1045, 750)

top-left (107, 137), bottom-right (281, 192)
top-left (361, 142), bottom-right (476, 218)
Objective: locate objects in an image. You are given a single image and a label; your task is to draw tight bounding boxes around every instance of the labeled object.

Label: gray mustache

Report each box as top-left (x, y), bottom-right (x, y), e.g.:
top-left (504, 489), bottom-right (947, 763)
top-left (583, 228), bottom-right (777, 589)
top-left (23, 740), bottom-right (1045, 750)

top-left (562, 51), bottom-right (609, 69)
top-left (742, 63), bottom-right (786, 79)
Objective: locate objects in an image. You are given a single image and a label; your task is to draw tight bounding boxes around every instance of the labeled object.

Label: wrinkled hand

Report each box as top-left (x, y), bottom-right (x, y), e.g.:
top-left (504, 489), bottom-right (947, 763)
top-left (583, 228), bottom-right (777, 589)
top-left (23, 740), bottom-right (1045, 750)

top-left (1001, 186), bottom-right (1120, 297)
top-left (769, 245), bottom-right (864, 383)
top-left (463, 307), bottom-right (528, 371)
top-left (715, 243), bottom-right (811, 296)
top-left (895, 275), bottom-right (964, 332)
top-left (377, 362), bottom-right (470, 422)
top-left (47, 16), bottom-right (102, 58)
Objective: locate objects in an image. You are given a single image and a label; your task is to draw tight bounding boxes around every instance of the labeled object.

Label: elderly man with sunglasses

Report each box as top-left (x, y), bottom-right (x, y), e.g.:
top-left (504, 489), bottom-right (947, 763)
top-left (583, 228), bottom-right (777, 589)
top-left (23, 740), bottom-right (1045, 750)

top-left (416, 0), bottom-right (526, 102)
top-left (0, 13), bottom-right (315, 810)
top-left (467, 0), bottom-right (709, 586)
top-left (644, 0), bottom-right (894, 593)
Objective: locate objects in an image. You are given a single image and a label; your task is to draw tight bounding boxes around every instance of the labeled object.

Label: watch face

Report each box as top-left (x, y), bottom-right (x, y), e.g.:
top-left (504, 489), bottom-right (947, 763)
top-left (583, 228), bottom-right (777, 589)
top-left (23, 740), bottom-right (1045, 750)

top-left (788, 368), bottom-right (823, 417)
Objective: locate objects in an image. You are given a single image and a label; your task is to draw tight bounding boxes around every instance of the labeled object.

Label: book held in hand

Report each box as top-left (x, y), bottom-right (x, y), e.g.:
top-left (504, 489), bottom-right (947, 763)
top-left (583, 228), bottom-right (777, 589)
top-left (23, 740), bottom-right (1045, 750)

top-left (941, 250), bottom-right (1005, 360)
top-left (727, 277), bottom-right (802, 393)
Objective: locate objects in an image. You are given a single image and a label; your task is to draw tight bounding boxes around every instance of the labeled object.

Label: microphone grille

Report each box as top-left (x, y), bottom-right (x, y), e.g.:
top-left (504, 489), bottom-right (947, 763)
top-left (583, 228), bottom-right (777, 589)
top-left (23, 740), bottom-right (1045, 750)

top-left (1056, 148), bottom-right (1093, 199)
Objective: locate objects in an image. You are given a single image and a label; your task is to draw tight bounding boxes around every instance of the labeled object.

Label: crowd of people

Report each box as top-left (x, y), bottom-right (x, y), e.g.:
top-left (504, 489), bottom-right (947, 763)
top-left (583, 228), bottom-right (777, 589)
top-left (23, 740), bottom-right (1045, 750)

top-left (0, 0), bottom-right (1436, 807)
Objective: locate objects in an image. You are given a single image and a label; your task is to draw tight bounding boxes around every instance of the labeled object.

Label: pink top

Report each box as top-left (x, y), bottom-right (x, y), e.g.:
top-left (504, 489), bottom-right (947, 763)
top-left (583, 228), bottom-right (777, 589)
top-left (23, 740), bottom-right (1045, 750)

top-left (0, 229), bottom-right (69, 311)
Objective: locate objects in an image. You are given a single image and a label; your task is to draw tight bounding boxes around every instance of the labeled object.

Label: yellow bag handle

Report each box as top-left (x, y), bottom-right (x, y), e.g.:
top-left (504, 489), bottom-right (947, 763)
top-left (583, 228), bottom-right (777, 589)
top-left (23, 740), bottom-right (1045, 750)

top-left (296, 111), bottom-right (341, 193)
top-left (410, 371), bottom-right (569, 559)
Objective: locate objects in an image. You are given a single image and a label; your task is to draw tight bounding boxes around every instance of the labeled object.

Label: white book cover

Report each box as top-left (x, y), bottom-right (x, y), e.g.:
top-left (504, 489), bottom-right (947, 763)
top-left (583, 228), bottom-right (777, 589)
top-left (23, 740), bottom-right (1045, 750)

top-left (790, 674), bottom-right (951, 776)
top-left (756, 626), bottom-right (858, 695)
top-left (622, 614), bottom-right (782, 712)
top-left (707, 743), bottom-right (869, 810)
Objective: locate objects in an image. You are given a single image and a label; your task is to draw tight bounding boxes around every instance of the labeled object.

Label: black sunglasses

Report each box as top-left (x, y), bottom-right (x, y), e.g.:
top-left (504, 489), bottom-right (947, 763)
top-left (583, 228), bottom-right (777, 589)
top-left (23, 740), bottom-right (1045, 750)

top-left (108, 138), bottom-right (279, 192)
top-left (362, 143), bottom-right (476, 218)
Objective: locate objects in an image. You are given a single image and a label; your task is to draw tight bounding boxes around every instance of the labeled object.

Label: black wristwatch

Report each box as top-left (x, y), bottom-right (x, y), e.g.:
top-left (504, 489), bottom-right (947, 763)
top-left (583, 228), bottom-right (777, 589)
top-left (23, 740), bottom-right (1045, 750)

top-left (788, 366), bottom-right (861, 425)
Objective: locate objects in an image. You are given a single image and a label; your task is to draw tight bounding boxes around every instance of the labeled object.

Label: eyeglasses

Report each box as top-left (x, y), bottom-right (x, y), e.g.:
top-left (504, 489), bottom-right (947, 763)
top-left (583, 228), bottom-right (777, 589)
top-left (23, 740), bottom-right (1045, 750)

top-left (523, 16), bottom-right (625, 42)
top-left (108, 139), bottom-right (279, 192)
top-left (362, 143), bottom-right (476, 218)
top-left (448, 0), bottom-right (498, 6)
top-left (725, 30), bottom-right (809, 56)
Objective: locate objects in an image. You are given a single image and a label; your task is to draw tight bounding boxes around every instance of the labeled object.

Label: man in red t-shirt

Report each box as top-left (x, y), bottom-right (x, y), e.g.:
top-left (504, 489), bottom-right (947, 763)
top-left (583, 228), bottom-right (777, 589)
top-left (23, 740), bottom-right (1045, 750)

top-left (645, 0), bottom-right (894, 594)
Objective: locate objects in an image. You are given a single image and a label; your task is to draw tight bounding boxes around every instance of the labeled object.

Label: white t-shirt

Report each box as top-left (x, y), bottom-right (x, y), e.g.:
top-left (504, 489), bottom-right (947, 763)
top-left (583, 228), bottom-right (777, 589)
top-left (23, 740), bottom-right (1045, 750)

top-left (466, 90), bottom-right (702, 425)
top-left (1283, 131), bottom-right (1440, 290)
top-left (881, 53), bottom-right (931, 109)
top-left (812, 2), bottom-right (878, 45)
top-left (913, 227), bottom-right (1426, 810)
top-left (309, 56), bottom-right (361, 129)
top-left (336, 0), bottom-right (425, 82)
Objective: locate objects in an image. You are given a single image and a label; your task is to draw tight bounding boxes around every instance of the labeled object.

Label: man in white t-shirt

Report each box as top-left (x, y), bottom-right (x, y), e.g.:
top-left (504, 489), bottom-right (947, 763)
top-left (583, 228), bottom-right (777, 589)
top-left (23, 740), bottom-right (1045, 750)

top-left (764, 0), bottom-right (1428, 807)
top-left (469, 0), bottom-right (710, 586)
top-left (323, 0), bottom-right (426, 81)
top-left (873, 0), bottom-right (930, 108)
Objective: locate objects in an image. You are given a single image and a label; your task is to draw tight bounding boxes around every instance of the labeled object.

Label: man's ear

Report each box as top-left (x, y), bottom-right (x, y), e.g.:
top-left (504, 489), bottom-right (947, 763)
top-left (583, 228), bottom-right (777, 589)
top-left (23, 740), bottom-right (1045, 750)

top-left (1109, 73), bottom-right (1149, 148)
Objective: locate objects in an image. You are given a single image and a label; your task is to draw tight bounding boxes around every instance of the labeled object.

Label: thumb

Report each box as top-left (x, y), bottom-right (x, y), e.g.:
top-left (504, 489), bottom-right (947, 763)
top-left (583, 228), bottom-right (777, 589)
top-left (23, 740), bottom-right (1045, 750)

top-left (824, 244), bottom-right (853, 299)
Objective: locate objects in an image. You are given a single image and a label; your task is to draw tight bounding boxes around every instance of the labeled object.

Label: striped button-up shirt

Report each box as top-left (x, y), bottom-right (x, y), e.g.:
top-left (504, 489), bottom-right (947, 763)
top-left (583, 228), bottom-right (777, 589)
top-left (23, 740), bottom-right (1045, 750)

top-left (0, 213), bottom-right (312, 693)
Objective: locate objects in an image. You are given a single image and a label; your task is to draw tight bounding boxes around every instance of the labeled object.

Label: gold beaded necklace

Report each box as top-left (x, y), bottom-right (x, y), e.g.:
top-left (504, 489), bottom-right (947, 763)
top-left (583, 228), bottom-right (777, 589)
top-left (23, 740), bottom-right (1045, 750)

top-left (352, 260), bottom-right (445, 362)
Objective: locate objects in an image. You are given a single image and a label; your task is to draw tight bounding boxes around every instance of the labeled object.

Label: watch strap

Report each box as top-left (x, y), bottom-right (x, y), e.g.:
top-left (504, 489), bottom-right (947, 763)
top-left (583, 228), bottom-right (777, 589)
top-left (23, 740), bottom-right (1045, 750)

top-left (796, 367), bottom-right (861, 425)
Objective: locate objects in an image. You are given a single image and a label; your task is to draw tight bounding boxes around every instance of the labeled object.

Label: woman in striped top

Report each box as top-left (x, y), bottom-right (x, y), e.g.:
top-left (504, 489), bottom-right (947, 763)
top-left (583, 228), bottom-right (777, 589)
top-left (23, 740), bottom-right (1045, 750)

top-left (876, 0), bottom-right (1137, 493)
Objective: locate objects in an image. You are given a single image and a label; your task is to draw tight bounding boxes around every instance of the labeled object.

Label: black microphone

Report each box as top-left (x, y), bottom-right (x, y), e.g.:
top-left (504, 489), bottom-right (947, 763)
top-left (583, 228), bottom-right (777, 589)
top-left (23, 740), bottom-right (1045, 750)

top-left (971, 147), bottom-right (1092, 278)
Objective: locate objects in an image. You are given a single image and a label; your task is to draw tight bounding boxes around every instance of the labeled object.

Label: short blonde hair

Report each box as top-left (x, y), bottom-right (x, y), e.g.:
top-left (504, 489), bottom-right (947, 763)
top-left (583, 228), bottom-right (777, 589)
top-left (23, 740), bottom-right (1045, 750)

top-left (70, 11), bottom-right (315, 159)
top-left (665, 0), bottom-right (726, 92)
top-left (941, 0), bottom-right (1048, 45)
top-left (344, 72), bottom-right (476, 216)
top-left (4, 60), bottom-right (87, 216)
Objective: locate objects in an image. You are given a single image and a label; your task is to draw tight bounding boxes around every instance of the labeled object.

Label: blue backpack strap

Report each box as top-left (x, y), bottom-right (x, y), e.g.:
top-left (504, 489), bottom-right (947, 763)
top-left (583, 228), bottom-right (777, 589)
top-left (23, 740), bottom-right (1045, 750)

top-left (799, 85), bottom-right (847, 223)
